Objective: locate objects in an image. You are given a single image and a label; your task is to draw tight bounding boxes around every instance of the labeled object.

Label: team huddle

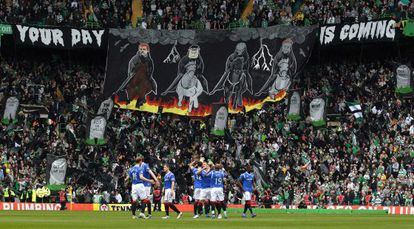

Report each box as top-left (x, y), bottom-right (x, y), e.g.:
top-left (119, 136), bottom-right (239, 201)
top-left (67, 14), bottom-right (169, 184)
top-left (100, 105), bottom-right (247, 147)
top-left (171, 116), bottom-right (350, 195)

top-left (127, 156), bottom-right (257, 219)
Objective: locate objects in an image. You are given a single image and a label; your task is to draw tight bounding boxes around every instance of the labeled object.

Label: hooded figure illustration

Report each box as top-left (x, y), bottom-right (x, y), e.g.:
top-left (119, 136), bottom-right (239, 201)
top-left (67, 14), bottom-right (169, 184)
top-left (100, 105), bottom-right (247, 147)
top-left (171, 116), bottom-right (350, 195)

top-left (115, 43), bottom-right (157, 107)
top-left (255, 38), bottom-right (297, 99)
top-left (210, 42), bottom-right (253, 109)
top-left (162, 45), bottom-right (208, 112)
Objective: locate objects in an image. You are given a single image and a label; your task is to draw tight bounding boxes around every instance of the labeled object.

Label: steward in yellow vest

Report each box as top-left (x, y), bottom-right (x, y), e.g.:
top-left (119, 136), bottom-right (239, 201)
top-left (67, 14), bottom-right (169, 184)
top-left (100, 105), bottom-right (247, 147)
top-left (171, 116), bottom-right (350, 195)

top-left (43, 186), bottom-right (51, 202)
top-left (31, 188), bottom-right (37, 203)
top-left (3, 187), bottom-right (10, 202)
top-left (3, 187), bottom-right (15, 202)
top-left (36, 187), bottom-right (45, 202)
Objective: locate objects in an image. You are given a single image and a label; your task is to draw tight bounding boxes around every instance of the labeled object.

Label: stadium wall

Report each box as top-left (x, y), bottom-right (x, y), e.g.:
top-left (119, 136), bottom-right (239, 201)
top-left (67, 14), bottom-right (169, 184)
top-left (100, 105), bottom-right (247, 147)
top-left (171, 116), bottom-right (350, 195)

top-left (0, 202), bottom-right (413, 215)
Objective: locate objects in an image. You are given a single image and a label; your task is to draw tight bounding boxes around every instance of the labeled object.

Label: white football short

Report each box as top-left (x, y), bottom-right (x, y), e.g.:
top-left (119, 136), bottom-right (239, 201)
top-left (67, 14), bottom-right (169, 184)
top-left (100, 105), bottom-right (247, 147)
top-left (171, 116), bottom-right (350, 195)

top-left (131, 183), bottom-right (147, 201)
top-left (164, 189), bottom-right (175, 203)
top-left (145, 186), bottom-right (153, 201)
top-left (210, 187), bottom-right (224, 202)
top-left (193, 188), bottom-right (202, 200)
top-left (200, 188), bottom-right (211, 200)
top-left (243, 191), bottom-right (252, 201)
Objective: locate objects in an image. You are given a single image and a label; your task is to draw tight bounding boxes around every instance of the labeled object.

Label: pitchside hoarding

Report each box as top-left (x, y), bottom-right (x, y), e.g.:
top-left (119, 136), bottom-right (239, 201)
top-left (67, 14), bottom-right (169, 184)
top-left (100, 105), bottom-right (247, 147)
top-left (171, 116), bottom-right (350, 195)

top-left (1, 203), bottom-right (413, 214)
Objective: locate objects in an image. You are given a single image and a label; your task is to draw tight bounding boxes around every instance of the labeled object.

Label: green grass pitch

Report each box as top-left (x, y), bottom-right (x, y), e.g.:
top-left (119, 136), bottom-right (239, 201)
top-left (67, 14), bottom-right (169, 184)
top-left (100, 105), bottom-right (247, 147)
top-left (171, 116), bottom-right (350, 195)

top-left (0, 211), bottom-right (413, 229)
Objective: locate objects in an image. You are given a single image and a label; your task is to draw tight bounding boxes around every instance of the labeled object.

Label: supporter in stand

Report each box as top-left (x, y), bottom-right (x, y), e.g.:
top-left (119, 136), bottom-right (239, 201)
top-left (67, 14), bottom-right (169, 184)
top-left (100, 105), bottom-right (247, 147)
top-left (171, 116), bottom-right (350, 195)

top-left (1, 0), bottom-right (413, 29)
top-left (0, 52), bottom-right (413, 207)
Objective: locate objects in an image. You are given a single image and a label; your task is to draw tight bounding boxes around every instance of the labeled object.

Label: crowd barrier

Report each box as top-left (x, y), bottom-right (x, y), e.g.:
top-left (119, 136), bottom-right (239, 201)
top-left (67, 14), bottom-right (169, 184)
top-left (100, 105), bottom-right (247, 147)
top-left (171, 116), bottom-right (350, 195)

top-left (1, 202), bottom-right (413, 215)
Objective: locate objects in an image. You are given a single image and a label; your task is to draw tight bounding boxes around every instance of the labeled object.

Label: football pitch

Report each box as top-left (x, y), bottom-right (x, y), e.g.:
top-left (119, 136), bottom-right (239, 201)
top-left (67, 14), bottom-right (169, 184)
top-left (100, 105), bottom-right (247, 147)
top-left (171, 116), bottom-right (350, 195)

top-left (0, 211), bottom-right (413, 229)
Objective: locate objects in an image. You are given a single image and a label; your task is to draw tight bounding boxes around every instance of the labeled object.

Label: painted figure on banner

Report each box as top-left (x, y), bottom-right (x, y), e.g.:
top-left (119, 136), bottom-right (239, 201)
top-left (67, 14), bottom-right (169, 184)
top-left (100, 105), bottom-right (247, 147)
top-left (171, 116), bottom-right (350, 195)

top-left (255, 38), bottom-right (297, 99)
top-left (210, 42), bottom-right (253, 109)
top-left (115, 43), bottom-right (157, 107)
top-left (162, 45), bottom-right (208, 112)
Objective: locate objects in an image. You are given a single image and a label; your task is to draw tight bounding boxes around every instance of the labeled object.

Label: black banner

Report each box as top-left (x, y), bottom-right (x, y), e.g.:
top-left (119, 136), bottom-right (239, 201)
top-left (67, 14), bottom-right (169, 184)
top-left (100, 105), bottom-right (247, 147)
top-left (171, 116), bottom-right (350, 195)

top-left (104, 25), bottom-right (317, 116)
top-left (13, 25), bottom-right (107, 49)
top-left (320, 20), bottom-right (397, 45)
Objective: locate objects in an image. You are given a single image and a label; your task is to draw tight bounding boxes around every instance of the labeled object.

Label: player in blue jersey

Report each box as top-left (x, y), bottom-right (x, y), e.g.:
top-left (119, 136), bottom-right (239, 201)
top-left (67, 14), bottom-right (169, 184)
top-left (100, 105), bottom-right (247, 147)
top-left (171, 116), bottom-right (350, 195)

top-left (210, 163), bottom-right (226, 219)
top-left (199, 161), bottom-right (213, 217)
top-left (140, 157), bottom-right (159, 218)
top-left (127, 157), bottom-right (155, 219)
top-left (162, 164), bottom-right (183, 219)
top-left (238, 165), bottom-right (257, 218)
top-left (189, 161), bottom-right (203, 218)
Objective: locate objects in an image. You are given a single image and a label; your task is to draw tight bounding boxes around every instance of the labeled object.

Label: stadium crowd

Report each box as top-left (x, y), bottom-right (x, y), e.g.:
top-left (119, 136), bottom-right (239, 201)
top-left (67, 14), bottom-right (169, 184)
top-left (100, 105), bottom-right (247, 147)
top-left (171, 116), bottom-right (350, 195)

top-left (0, 52), bottom-right (413, 207)
top-left (0, 0), bottom-right (414, 29)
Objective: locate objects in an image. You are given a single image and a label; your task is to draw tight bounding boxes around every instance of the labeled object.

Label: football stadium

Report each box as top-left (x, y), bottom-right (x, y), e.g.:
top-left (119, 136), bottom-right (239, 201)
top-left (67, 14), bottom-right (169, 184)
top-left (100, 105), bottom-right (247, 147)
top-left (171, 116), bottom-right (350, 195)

top-left (0, 0), bottom-right (414, 228)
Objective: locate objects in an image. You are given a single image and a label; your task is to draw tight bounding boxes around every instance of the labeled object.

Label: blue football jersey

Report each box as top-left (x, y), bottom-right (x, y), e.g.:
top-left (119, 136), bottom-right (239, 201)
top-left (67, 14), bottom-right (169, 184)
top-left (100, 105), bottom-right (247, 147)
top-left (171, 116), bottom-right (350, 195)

top-left (141, 163), bottom-right (152, 187)
top-left (211, 170), bottom-right (226, 188)
top-left (201, 170), bottom-right (212, 189)
top-left (128, 165), bottom-right (143, 185)
top-left (239, 172), bottom-right (254, 192)
top-left (192, 168), bottom-right (203, 189)
top-left (164, 171), bottom-right (175, 189)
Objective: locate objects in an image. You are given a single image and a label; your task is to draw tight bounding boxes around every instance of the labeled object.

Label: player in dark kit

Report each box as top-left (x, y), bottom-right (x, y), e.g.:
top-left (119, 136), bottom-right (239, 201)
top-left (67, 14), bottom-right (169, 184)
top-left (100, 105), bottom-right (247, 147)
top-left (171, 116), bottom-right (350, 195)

top-left (238, 165), bottom-right (257, 218)
top-left (162, 164), bottom-right (183, 219)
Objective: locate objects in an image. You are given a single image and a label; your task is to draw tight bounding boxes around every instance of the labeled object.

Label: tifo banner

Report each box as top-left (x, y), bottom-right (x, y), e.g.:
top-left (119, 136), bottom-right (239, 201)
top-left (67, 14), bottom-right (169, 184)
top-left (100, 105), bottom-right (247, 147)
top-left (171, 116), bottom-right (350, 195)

top-left (104, 25), bottom-right (317, 116)
top-left (287, 90), bottom-right (301, 121)
top-left (310, 98), bottom-right (326, 127)
top-left (97, 98), bottom-right (114, 120)
top-left (86, 116), bottom-right (107, 145)
top-left (320, 20), bottom-right (397, 45)
top-left (12, 25), bottom-right (106, 49)
top-left (46, 154), bottom-right (67, 185)
top-left (2, 96), bottom-right (19, 125)
top-left (211, 103), bottom-right (228, 136)
top-left (395, 64), bottom-right (413, 94)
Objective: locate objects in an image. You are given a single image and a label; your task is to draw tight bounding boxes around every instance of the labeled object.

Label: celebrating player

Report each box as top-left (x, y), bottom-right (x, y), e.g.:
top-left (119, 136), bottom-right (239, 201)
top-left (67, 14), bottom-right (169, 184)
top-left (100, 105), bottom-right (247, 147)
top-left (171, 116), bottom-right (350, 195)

top-left (127, 157), bottom-right (155, 219)
top-left (238, 165), bottom-right (257, 218)
top-left (140, 157), bottom-right (159, 218)
top-left (199, 161), bottom-right (213, 217)
top-left (162, 164), bottom-right (183, 219)
top-left (210, 163), bottom-right (226, 219)
top-left (189, 161), bottom-right (203, 218)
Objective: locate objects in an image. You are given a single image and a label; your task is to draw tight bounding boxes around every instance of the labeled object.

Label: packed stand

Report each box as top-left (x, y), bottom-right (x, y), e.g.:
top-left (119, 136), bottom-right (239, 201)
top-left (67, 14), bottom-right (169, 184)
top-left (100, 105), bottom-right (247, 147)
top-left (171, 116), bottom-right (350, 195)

top-left (0, 0), bottom-right (132, 28)
top-left (0, 56), bottom-right (105, 203)
top-left (0, 53), bottom-right (413, 207)
top-left (1, 0), bottom-right (414, 29)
